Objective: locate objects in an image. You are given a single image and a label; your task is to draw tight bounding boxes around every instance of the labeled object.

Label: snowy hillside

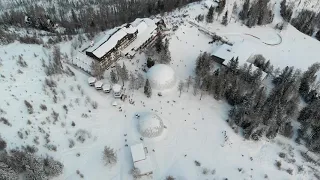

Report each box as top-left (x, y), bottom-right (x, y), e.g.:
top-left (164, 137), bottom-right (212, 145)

top-left (1, 0), bottom-right (320, 180)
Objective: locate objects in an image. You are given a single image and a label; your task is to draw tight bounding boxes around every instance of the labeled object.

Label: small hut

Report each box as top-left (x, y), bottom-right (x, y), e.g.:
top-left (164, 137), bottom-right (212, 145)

top-left (102, 83), bottom-right (111, 93)
top-left (113, 84), bottom-right (122, 98)
top-left (95, 81), bottom-right (103, 90)
top-left (88, 77), bottom-right (97, 86)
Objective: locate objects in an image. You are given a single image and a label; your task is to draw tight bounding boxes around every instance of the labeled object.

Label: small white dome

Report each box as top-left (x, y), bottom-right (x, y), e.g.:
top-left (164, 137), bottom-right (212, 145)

top-left (147, 64), bottom-right (176, 90)
top-left (138, 113), bottom-right (164, 138)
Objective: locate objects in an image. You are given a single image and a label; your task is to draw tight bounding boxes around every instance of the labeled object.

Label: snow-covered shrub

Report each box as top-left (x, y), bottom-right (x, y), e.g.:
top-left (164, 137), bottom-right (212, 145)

top-left (40, 104), bottom-right (47, 111)
top-left (17, 131), bottom-right (24, 139)
top-left (275, 160), bottom-right (282, 169)
top-left (63, 105), bottom-right (68, 113)
top-left (194, 160), bottom-right (201, 166)
top-left (45, 78), bottom-right (57, 88)
top-left (33, 136), bottom-right (39, 145)
top-left (24, 100), bottom-right (33, 114)
top-left (0, 117), bottom-right (11, 126)
top-left (130, 167), bottom-right (141, 179)
top-left (286, 168), bottom-right (293, 175)
top-left (279, 152), bottom-right (286, 158)
top-left (166, 176), bottom-right (175, 180)
top-left (103, 146), bottom-right (117, 166)
top-left (44, 144), bottom-right (57, 152)
top-left (16, 55), bottom-right (28, 67)
top-left (53, 95), bottom-right (58, 103)
top-left (22, 145), bottom-right (38, 154)
top-left (68, 139), bottom-right (75, 148)
top-left (75, 129), bottom-right (91, 143)
top-left (91, 101), bottom-right (98, 109)
top-left (211, 169), bottom-right (216, 175)
top-left (65, 66), bottom-right (75, 76)
top-left (202, 168), bottom-right (209, 175)
top-left (51, 110), bottom-right (59, 124)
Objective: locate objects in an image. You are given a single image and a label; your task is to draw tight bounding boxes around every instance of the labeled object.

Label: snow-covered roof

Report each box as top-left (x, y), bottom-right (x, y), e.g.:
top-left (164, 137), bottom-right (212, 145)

top-left (203, 0), bottom-right (218, 8)
top-left (112, 84), bottom-right (122, 92)
top-left (130, 143), bottom-right (146, 162)
top-left (88, 77), bottom-right (96, 84)
top-left (147, 64), bottom-right (176, 90)
top-left (86, 28), bottom-right (118, 53)
top-left (212, 43), bottom-right (233, 62)
top-left (122, 18), bottom-right (158, 56)
top-left (95, 81), bottom-right (103, 88)
top-left (86, 18), bottom-right (160, 59)
top-left (134, 156), bottom-right (153, 175)
top-left (102, 83), bottom-right (111, 91)
top-left (212, 42), bottom-right (255, 66)
top-left (92, 29), bottom-right (128, 58)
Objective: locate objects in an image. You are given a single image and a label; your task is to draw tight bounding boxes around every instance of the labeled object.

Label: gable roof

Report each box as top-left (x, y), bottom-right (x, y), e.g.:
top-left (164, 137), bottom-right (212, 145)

top-left (211, 42), bottom-right (255, 66)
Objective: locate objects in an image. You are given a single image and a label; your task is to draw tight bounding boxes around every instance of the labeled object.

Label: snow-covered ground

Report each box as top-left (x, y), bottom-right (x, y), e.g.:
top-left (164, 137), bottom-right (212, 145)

top-left (1, 1), bottom-right (320, 180)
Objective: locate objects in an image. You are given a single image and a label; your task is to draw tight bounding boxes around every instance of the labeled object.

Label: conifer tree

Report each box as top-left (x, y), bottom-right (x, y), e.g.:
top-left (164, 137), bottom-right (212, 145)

top-left (144, 79), bottom-right (152, 98)
top-left (221, 11), bottom-right (228, 26)
top-left (239, 0), bottom-right (250, 21)
top-left (206, 6), bottom-right (214, 23)
top-left (110, 70), bottom-right (118, 84)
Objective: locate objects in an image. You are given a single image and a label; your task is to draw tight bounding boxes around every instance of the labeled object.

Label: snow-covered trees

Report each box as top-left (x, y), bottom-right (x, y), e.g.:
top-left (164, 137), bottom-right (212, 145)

top-left (144, 79), bottom-right (152, 98)
top-left (206, 6), bottom-right (214, 23)
top-left (0, 149), bottom-right (63, 180)
top-left (103, 146), bottom-right (117, 166)
top-left (291, 10), bottom-right (316, 35)
top-left (239, 0), bottom-right (250, 21)
top-left (298, 100), bottom-right (320, 152)
top-left (216, 0), bottom-right (226, 14)
top-left (129, 73), bottom-right (136, 90)
top-left (0, 162), bottom-right (18, 180)
top-left (240, 0), bottom-right (273, 27)
top-left (0, 136), bottom-right (6, 150)
top-left (91, 60), bottom-right (103, 80)
top-left (299, 63), bottom-right (320, 103)
top-left (110, 70), bottom-right (118, 84)
top-left (280, 0), bottom-right (293, 22)
top-left (147, 57), bottom-right (155, 68)
top-left (192, 51), bottom-right (311, 141)
top-left (136, 73), bottom-right (145, 90)
top-left (221, 11), bottom-right (228, 26)
top-left (152, 34), bottom-right (171, 64)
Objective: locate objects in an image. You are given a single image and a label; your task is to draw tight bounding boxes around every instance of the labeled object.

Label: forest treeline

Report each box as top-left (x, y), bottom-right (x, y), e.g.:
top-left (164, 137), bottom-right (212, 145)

top-left (194, 53), bottom-right (320, 153)
top-left (0, 0), bottom-right (200, 35)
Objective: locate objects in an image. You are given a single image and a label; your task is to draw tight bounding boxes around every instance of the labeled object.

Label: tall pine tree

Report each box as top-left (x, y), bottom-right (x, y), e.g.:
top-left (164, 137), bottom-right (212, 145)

top-left (206, 6), bottom-right (214, 23)
top-left (221, 10), bottom-right (228, 26)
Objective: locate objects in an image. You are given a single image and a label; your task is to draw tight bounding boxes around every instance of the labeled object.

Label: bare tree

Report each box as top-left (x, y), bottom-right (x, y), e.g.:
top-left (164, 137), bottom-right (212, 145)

top-left (186, 76), bottom-right (192, 92)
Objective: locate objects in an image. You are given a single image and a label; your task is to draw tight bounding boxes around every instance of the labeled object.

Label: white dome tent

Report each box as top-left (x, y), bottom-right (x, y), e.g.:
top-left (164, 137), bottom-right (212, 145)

top-left (147, 64), bottom-right (176, 90)
top-left (138, 113), bottom-right (164, 138)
